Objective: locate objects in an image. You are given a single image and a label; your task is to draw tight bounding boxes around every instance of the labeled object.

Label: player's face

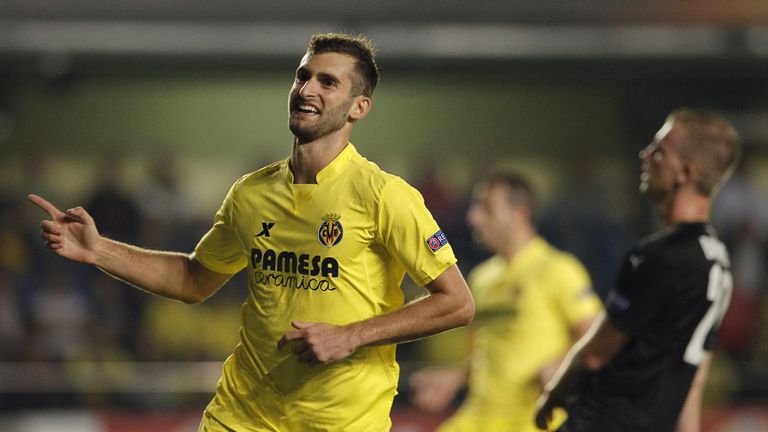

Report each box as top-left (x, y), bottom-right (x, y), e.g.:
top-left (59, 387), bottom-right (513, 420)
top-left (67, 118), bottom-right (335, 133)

top-left (639, 119), bottom-right (687, 199)
top-left (288, 52), bottom-right (358, 143)
top-left (467, 183), bottom-right (516, 252)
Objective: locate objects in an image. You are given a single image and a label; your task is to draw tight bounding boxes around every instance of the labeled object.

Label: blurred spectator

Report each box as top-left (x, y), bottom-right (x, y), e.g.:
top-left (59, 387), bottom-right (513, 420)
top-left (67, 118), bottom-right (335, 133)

top-left (84, 155), bottom-right (143, 244)
top-left (137, 152), bottom-right (196, 251)
top-left (0, 199), bottom-right (32, 361)
top-left (85, 273), bottom-right (145, 359)
top-left (413, 163), bottom-right (473, 269)
top-left (0, 268), bottom-right (24, 361)
top-left (24, 266), bottom-right (89, 361)
top-left (414, 164), bottom-right (462, 227)
top-left (81, 155), bottom-right (146, 358)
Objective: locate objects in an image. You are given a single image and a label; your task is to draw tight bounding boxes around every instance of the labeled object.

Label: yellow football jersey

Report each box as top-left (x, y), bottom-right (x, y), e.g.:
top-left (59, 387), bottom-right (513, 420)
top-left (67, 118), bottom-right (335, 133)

top-left (194, 143), bottom-right (457, 431)
top-left (439, 237), bottom-right (600, 432)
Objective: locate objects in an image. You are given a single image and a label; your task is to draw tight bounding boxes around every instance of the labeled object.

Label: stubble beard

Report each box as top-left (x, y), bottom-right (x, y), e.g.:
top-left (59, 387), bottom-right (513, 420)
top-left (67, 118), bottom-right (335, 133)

top-left (640, 178), bottom-right (662, 200)
top-left (639, 169), bottom-right (664, 198)
top-left (640, 173), bottom-right (676, 207)
top-left (289, 98), bottom-right (353, 143)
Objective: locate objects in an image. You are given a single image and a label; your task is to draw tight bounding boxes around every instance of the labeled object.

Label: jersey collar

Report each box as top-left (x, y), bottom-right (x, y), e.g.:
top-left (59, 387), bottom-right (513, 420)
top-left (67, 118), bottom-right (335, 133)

top-left (314, 142), bottom-right (357, 184)
top-left (506, 236), bottom-right (547, 270)
top-left (284, 142), bottom-right (358, 185)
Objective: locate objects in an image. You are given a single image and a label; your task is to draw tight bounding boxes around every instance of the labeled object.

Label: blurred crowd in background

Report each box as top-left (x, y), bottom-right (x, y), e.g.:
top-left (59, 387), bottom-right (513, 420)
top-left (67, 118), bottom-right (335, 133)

top-left (0, 146), bottom-right (767, 413)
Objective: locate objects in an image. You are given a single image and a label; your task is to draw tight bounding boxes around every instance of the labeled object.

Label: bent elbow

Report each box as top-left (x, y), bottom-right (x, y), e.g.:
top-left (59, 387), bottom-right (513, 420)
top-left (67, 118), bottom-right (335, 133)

top-left (180, 293), bottom-right (205, 305)
top-left (459, 309), bottom-right (474, 327)
top-left (455, 298), bottom-right (475, 327)
top-left (178, 283), bottom-right (211, 304)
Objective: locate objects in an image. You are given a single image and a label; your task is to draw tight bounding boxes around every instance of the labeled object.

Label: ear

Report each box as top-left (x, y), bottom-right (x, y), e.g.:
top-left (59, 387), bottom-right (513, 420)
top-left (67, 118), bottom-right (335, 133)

top-left (348, 96), bottom-right (372, 122)
top-left (678, 160), bottom-right (698, 186)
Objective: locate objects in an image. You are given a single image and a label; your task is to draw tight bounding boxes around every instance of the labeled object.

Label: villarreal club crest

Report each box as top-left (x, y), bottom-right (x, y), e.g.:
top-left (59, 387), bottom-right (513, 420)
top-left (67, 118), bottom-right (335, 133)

top-left (318, 213), bottom-right (343, 248)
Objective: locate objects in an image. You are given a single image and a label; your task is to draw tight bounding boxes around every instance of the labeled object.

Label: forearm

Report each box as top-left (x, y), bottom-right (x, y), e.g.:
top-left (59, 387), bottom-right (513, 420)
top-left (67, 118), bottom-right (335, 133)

top-left (279, 265), bottom-right (473, 365)
top-left (536, 339), bottom-right (596, 429)
top-left (539, 316), bottom-right (599, 388)
top-left (675, 354), bottom-right (712, 432)
top-left (538, 359), bottom-right (563, 389)
top-left (543, 312), bottom-right (626, 404)
top-left (92, 237), bottom-right (202, 303)
top-left (346, 287), bottom-right (474, 348)
top-left (543, 349), bottom-right (592, 406)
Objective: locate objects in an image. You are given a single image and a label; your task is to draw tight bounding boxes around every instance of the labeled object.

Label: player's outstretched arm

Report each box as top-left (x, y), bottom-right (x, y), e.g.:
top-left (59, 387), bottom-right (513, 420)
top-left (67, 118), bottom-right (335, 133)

top-left (278, 264), bottom-right (475, 365)
top-left (29, 194), bottom-right (232, 303)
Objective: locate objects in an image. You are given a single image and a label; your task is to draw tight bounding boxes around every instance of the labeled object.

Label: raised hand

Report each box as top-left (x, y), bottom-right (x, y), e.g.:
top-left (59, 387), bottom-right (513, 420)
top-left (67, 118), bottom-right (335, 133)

top-left (28, 194), bottom-right (101, 264)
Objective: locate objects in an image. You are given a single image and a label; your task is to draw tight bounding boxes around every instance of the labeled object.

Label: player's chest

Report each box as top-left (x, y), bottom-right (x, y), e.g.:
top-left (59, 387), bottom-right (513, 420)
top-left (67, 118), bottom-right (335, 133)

top-left (472, 271), bottom-right (529, 324)
top-left (232, 185), bottom-right (376, 256)
top-left (476, 265), bottom-right (534, 303)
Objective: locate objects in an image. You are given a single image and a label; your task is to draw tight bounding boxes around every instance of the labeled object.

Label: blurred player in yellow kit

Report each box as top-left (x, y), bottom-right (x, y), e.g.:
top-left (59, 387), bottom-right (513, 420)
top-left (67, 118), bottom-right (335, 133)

top-left (29, 33), bottom-right (474, 431)
top-left (411, 171), bottom-right (600, 431)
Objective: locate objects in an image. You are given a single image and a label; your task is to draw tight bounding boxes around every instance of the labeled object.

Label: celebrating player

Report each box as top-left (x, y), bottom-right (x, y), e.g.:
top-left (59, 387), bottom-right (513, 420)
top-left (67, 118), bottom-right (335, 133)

top-left (30, 32), bottom-right (474, 432)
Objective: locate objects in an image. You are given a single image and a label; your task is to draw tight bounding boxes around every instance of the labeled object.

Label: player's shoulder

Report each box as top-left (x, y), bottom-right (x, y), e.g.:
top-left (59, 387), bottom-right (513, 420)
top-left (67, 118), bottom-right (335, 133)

top-left (467, 255), bottom-right (506, 288)
top-left (347, 147), bottom-right (419, 198)
top-left (637, 223), bottom-right (709, 257)
top-left (348, 149), bottom-right (398, 182)
top-left (469, 255), bottom-right (504, 276)
top-left (532, 238), bottom-right (589, 277)
top-left (232, 159), bottom-right (286, 189)
top-left (630, 223), bottom-right (717, 275)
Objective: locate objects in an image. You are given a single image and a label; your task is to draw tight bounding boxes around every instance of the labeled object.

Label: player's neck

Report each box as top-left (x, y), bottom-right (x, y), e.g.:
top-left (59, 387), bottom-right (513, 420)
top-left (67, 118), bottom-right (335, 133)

top-left (499, 229), bottom-right (535, 260)
top-left (290, 132), bottom-right (350, 184)
top-left (658, 189), bottom-right (711, 226)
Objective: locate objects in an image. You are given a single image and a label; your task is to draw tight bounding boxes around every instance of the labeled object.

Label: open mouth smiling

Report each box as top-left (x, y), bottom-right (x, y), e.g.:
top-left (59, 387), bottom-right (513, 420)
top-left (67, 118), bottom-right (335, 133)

top-left (292, 103), bottom-right (320, 116)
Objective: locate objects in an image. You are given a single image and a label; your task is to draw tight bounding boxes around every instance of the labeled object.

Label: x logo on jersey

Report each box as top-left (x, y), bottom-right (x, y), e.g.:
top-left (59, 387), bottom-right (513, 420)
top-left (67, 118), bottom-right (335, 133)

top-left (254, 222), bottom-right (276, 237)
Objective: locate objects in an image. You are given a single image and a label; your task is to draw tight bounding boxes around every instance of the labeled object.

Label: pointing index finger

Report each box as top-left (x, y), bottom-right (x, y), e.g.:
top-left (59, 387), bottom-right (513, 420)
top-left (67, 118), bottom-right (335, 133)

top-left (28, 194), bottom-right (65, 218)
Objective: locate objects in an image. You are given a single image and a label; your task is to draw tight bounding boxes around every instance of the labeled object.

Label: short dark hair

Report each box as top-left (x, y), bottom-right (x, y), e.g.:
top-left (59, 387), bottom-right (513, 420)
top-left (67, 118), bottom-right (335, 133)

top-left (307, 33), bottom-right (380, 98)
top-left (479, 170), bottom-right (536, 211)
top-left (668, 108), bottom-right (741, 196)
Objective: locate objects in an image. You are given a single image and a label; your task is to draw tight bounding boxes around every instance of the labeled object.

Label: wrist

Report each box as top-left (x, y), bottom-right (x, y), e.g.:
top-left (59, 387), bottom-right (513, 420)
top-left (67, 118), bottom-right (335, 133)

top-left (343, 322), bottom-right (365, 351)
top-left (88, 236), bottom-right (108, 266)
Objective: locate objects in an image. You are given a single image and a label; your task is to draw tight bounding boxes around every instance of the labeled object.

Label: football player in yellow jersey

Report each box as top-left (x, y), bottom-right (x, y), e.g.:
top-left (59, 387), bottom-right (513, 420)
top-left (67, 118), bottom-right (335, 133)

top-left (410, 171), bottom-right (600, 432)
top-left (29, 32), bottom-right (474, 431)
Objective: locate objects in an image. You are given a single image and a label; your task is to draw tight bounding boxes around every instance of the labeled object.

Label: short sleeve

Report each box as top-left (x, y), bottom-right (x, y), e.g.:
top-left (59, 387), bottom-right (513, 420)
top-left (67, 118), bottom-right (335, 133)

top-left (553, 257), bottom-right (601, 326)
top-left (604, 250), bottom-right (666, 336)
top-left (194, 181), bottom-right (248, 275)
top-left (376, 177), bottom-right (457, 286)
